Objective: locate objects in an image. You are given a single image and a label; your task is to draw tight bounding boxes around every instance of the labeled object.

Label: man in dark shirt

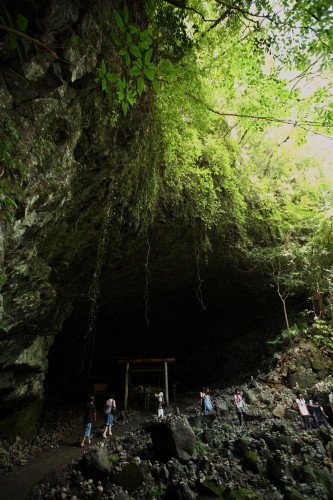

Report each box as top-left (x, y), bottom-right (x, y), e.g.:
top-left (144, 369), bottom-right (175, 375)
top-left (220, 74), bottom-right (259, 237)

top-left (81, 396), bottom-right (96, 447)
top-left (305, 390), bottom-right (320, 428)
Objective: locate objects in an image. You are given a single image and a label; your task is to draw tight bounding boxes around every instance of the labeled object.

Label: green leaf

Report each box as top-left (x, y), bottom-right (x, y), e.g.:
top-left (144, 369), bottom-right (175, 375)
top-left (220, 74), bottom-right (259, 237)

top-left (101, 59), bottom-right (106, 75)
top-left (152, 79), bottom-right (159, 92)
top-left (143, 68), bottom-right (154, 81)
top-left (123, 3), bottom-right (129, 24)
top-left (125, 53), bottom-right (130, 66)
top-left (128, 25), bottom-right (137, 34)
top-left (119, 49), bottom-right (128, 56)
top-left (8, 31), bottom-right (17, 50)
top-left (106, 72), bottom-right (119, 83)
top-left (118, 78), bottom-right (126, 91)
top-left (146, 62), bottom-right (155, 70)
top-left (134, 59), bottom-right (143, 69)
top-left (4, 196), bottom-right (17, 208)
top-left (122, 101), bottom-right (128, 115)
top-left (105, 86), bottom-right (112, 101)
top-left (113, 9), bottom-right (125, 33)
top-left (16, 14), bottom-right (28, 32)
top-left (127, 93), bottom-right (136, 105)
top-left (110, 31), bottom-right (122, 47)
top-left (129, 66), bottom-right (141, 76)
top-left (137, 77), bottom-right (144, 96)
top-left (8, 31), bottom-right (21, 60)
top-left (130, 45), bottom-right (141, 58)
top-left (144, 48), bottom-right (153, 65)
top-left (139, 31), bottom-right (152, 45)
top-left (101, 79), bottom-right (107, 91)
top-left (139, 30), bottom-right (148, 40)
top-left (126, 33), bottom-right (131, 45)
top-left (139, 41), bottom-right (151, 50)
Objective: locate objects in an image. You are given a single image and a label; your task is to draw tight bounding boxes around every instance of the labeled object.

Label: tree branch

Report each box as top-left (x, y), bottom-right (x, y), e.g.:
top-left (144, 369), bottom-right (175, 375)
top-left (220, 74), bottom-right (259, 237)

top-left (185, 93), bottom-right (333, 139)
top-left (0, 24), bottom-right (59, 59)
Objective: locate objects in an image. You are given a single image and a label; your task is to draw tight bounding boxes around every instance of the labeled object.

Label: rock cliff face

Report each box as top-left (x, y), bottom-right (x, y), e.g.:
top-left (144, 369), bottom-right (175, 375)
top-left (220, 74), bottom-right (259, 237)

top-left (0, 0), bottom-right (147, 436)
top-left (0, 0), bottom-right (307, 439)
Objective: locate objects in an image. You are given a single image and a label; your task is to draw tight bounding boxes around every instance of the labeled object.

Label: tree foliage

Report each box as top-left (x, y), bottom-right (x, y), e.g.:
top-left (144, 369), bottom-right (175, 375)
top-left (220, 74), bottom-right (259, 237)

top-left (144, 0), bottom-right (333, 327)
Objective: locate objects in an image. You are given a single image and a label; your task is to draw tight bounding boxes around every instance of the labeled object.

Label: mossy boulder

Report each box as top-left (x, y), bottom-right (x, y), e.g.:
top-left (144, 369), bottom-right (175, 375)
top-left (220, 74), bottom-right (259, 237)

top-left (0, 399), bottom-right (43, 440)
top-left (242, 450), bottom-right (259, 472)
top-left (118, 462), bottom-right (147, 494)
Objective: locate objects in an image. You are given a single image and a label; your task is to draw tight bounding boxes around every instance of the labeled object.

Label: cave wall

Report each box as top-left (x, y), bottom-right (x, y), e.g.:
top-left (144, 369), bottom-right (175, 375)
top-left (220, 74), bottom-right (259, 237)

top-left (0, 0), bottom-right (153, 438)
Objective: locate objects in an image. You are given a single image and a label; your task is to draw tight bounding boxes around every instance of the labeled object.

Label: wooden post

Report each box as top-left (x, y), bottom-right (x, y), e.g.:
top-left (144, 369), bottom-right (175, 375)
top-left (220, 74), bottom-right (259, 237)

top-left (124, 362), bottom-right (129, 410)
top-left (164, 361), bottom-right (169, 406)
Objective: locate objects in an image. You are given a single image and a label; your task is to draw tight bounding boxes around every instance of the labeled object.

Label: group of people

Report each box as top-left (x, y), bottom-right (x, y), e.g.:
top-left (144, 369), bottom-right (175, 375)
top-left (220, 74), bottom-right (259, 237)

top-left (199, 387), bottom-right (215, 412)
top-left (81, 393), bottom-right (116, 447)
top-left (296, 388), bottom-right (332, 430)
top-left (199, 387), bottom-right (245, 425)
top-left (81, 388), bottom-right (166, 446)
top-left (81, 386), bottom-right (332, 445)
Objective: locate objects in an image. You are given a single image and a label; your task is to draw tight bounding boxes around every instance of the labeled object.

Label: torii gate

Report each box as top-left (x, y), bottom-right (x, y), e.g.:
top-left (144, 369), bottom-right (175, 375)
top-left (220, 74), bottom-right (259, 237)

top-left (118, 358), bottom-right (175, 410)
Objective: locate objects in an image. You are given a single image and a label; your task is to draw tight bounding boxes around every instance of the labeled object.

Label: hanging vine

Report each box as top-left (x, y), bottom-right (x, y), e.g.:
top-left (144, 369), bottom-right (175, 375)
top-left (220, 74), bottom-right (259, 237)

top-left (81, 183), bottom-right (116, 377)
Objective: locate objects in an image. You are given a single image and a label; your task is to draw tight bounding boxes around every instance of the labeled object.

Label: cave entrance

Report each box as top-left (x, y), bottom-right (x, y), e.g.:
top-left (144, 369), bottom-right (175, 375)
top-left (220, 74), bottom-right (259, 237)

top-left (118, 358), bottom-right (175, 409)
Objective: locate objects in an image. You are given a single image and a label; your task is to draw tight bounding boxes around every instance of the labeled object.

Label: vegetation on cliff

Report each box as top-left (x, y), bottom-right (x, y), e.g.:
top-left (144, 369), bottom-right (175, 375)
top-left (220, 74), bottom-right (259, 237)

top-left (0, 0), bottom-right (332, 341)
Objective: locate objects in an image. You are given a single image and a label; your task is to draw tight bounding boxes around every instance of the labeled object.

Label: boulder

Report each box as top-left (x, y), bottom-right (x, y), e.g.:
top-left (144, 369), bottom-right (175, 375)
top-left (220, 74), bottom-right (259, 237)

top-left (151, 416), bottom-right (197, 461)
top-left (118, 462), bottom-right (146, 494)
top-left (243, 390), bottom-right (258, 404)
top-left (241, 450), bottom-right (259, 472)
top-left (215, 398), bottom-right (230, 416)
top-left (258, 389), bottom-right (272, 404)
top-left (78, 447), bottom-right (111, 482)
top-left (288, 370), bottom-right (317, 389)
top-left (272, 404), bottom-right (285, 419)
top-left (165, 483), bottom-right (198, 499)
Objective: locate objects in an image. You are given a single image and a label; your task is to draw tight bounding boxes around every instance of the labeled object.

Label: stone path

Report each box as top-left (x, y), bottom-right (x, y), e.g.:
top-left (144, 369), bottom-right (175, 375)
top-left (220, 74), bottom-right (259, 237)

top-left (0, 412), bottom-right (148, 500)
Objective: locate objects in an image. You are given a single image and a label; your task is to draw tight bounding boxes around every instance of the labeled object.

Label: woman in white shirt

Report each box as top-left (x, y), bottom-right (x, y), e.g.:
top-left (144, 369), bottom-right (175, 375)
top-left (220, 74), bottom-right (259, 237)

top-left (155, 388), bottom-right (164, 418)
top-left (296, 391), bottom-right (310, 431)
top-left (102, 394), bottom-right (116, 438)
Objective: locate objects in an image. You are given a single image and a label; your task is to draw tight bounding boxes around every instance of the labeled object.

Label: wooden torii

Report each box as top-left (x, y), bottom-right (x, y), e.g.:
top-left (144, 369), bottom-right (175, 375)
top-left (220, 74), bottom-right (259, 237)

top-left (118, 358), bottom-right (175, 410)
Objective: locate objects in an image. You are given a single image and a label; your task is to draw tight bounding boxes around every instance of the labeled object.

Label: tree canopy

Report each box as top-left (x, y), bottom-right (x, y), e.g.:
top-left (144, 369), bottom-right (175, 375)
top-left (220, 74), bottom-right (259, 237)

top-left (142, 0), bottom-right (333, 327)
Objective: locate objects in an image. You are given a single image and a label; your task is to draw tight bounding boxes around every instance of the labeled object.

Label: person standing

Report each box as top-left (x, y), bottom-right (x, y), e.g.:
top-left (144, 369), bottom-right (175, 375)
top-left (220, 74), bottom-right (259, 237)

top-left (234, 388), bottom-right (246, 425)
top-left (199, 387), bottom-right (206, 411)
top-left (305, 390), bottom-right (319, 428)
top-left (202, 388), bottom-right (214, 412)
top-left (81, 396), bottom-right (96, 447)
top-left (295, 391), bottom-right (310, 431)
top-left (317, 402), bottom-right (330, 427)
top-left (102, 393), bottom-right (116, 438)
top-left (155, 388), bottom-right (164, 417)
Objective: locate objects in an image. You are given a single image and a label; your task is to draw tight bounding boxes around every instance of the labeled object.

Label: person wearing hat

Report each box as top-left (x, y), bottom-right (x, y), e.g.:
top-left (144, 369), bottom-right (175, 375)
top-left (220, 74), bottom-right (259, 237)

top-left (81, 396), bottom-right (97, 447)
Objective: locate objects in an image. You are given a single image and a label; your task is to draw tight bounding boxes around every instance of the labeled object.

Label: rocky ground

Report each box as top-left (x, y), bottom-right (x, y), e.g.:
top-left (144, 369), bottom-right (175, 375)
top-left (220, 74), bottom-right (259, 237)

top-left (0, 406), bottom-right (83, 475)
top-left (0, 405), bottom-right (138, 477)
top-left (2, 343), bottom-right (333, 499)
top-left (29, 383), bottom-right (333, 499)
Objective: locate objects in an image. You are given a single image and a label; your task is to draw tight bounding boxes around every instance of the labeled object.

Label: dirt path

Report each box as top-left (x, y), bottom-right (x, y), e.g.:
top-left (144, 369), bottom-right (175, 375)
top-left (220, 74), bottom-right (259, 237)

top-left (0, 411), bottom-right (148, 500)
